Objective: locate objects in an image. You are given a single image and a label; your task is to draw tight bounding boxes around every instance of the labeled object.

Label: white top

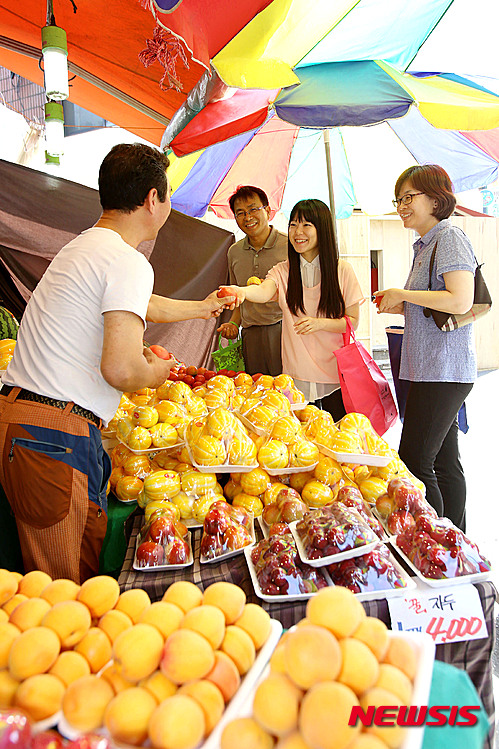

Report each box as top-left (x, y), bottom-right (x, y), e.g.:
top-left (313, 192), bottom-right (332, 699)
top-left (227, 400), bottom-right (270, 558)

top-left (300, 253), bottom-right (321, 289)
top-left (4, 227), bottom-right (154, 425)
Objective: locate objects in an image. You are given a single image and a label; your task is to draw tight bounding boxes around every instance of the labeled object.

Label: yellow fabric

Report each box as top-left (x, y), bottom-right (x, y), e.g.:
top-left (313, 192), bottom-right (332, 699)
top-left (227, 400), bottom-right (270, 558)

top-left (378, 61), bottom-right (499, 131)
top-left (212, 0), bottom-right (360, 89)
top-left (168, 150), bottom-right (204, 193)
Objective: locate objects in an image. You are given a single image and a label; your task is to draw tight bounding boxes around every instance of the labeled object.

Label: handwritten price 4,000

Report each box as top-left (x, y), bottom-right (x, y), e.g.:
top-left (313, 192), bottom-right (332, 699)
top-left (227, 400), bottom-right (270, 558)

top-left (426, 616), bottom-right (483, 642)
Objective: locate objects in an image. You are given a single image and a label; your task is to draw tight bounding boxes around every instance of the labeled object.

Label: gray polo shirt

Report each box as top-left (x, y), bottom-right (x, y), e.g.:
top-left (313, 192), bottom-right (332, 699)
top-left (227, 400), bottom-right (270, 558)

top-left (400, 219), bottom-right (477, 383)
top-left (227, 226), bottom-right (288, 327)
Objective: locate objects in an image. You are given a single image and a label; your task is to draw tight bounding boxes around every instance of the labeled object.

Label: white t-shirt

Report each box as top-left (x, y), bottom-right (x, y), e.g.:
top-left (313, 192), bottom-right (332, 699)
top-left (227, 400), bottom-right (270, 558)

top-left (4, 227), bottom-right (154, 424)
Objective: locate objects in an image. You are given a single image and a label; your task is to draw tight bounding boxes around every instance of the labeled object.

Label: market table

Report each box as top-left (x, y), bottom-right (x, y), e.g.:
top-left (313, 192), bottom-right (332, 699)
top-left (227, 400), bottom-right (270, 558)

top-left (118, 516), bottom-right (497, 748)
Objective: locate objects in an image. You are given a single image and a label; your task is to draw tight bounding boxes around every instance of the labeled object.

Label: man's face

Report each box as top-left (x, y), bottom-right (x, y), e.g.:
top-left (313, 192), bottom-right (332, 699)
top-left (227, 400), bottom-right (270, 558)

top-left (233, 194), bottom-right (271, 242)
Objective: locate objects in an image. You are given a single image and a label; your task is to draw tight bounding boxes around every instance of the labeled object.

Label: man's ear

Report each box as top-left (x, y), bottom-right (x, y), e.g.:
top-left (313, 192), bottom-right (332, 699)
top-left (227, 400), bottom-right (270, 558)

top-left (144, 188), bottom-right (158, 213)
top-left (265, 205), bottom-right (271, 219)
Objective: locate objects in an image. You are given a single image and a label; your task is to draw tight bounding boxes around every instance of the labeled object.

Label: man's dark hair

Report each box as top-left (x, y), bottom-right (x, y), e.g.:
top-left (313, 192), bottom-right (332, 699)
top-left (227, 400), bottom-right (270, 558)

top-left (228, 185), bottom-right (269, 215)
top-left (98, 143), bottom-right (170, 213)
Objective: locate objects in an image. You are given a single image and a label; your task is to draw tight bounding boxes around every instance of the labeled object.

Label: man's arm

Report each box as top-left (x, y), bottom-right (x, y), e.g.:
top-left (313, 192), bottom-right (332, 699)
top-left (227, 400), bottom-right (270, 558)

top-left (101, 310), bottom-right (173, 392)
top-left (147, 291), bottom-right (234, 323)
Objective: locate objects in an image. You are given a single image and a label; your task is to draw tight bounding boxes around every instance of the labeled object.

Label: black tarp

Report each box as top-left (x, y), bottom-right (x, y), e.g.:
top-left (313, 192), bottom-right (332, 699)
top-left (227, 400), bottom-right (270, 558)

top-left (0, 159), bottom-right (234, 367)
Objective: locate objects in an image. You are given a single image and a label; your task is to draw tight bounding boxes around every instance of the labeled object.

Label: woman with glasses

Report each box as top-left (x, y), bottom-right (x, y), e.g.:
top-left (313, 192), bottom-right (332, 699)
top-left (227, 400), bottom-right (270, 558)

top-left (374, 165), bottom-right (476, 531)
top-left (220, 198), bottom-right (364, 420)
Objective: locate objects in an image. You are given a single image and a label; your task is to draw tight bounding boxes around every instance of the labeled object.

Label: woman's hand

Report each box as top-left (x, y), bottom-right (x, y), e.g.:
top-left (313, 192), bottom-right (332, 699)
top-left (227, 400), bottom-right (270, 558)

top-left (293, 316), bottom-right (327, 335)
top-left (218, 285), bottom-right (246, 307)
top-left (373, 289), bottom-right (405, 314)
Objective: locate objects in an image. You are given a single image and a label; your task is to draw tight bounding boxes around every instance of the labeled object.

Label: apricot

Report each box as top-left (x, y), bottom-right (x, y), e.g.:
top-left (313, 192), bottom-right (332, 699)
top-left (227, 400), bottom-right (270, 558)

top-left (139, 601), bottom-right (184, 639)
top-left (98, 609), bottom-right (133, 643)
top-left (300, 681), bottom-right (361, 749)
top-left (0, 611), bottom-right (7, 624)
top-left (235, 603), bottom-right (272, 649)
top-left (0, 669), bottom-right (19, 707)
top-left (360, 687), bottom-right (405, 748)
top-left (161, 629), bottom-right (215, 684)
top-left (353, 616), bottom-right (389, 661)
top-left (49, 651), bottom-right (91, 686)
top-left (42, 600), bottom-right (92, 649)
top-left (253, 672), bottom-right (302, 737)
top-left (74, 626), bottom-right (112, 673)
top-left (338, 637), bottom-right (379, 696)
top-left (113, 623), bottom-right (164, 683)
top-left (202, 582), bottom-right (246, 625)
top-left (104, 686), bottom-right (157, 746)
top-left (178, 679), bottom-right (224, 736)
top-left (383, 637), bottom-right (417, 681)
top-left (18, 570), bottom-right (52, 598)
top-left (162, 581), bottom-right (203, 613)
top-left (220, 625), bottom-right (255, 675)
top-left (376, 663), bottom-right (413, 704)
top-left (41, 578), bottom-right (80, 605)
top-left (306, 586), bottom-right (365, 638)
top-left (100, 662), bottom-right (134, 694)
top-left (14, 673), bottom-right (64, 721)
top-left (284, 624), bottom-right (341, 690)
top-left (77, 575), bottom-right (120, 619)
top-left (180, 604), bottom-right (225, 649)
top-left (114, 588), bottom-right (151, 623)
top-left (8, 626), bottom-right (60, 680)
top-left (269, 642), bottom-right (286, 674)
top-left (346, 736), bottom-right (389, 749)
top-left (204, 650), bottom-right (240, 702)
top-left (0, 623), bottom-right (20, 669)
top-left (139, 669), bottom-right (177, 702)
top-left (276, 733), bottom-right (312, 749)
top-left (221, 717), bottom-right (274, 749)
top-left (62, 674), bottom-right (114, 732)
top-left (2, 594), bottom-right (27, 615)
top-left (0, 570), bottom-right (19, 607)
top-left (9, 597), bottom-right (51, 631)
top-left (148, 694), bottom-right (205, 749)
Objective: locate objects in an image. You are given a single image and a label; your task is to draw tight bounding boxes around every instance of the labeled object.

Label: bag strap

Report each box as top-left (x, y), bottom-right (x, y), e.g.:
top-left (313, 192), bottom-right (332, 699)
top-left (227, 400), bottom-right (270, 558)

top-left (342, 316), bottom-right (356, 346)
top-left (427, 240), bottom-right (438, 291)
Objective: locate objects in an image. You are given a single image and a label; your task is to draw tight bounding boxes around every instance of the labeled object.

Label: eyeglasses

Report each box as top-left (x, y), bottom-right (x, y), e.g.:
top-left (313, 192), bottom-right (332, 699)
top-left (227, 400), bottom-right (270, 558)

top-left (392, 192), bottom-right (424, 208)
top-left (234, 206), bottom-right (266, 219)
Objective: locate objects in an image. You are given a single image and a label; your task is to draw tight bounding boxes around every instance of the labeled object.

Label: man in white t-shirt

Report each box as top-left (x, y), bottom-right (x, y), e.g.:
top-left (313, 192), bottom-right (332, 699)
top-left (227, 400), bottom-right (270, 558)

top-left (0, 143), bottom-right (232, 583)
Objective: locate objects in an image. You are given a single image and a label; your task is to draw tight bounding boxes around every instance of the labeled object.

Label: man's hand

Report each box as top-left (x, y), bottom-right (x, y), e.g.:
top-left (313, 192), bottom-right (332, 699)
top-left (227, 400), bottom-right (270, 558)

top-left (200, 290), bottom-right (236, 319)
top-left (143, 348), bottom-right (175, 388)
top-left (293, 316), bottom-right (326, 335)
top-left (217, 285), bottom-right (245, 307)
top-left (217, 322), bottom-right (239, 339)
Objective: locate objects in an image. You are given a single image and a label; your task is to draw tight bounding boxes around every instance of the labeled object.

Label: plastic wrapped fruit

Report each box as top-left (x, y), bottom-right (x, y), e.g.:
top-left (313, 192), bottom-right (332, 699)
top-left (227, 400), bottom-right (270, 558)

top-left (200, 501), bottom-right (253, 560)
top-left (115, 476), bottom-right (143, 502)
top-left (396, 515), bottom-right (492, 580)
top-left (141, 470), bottom-right (181, 502)
top-left (301, 479), bottom-right (334, 507)
top-left (375, 477), bottom-right (437, 533)
top-left (262, 488), bottom-right (308, 527)
top-left (250, 525), bottom-right (329, 596)
top-left (135, 515), bottom-right (190, 568)
top-left (327, 544), bottom-right (407, 594)
top-left (232, 493), bottom-right (264, 517)
top-left (335, 485), bottom-right (384, 540)
top-left (295, 504), bottom-right (379, 562)
top-left (187, 410), bottom-right (256, 468)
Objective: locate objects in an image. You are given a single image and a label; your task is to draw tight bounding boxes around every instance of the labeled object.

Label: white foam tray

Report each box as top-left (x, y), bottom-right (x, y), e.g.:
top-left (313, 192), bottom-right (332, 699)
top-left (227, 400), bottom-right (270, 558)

top-left (200, 519), bottom-right (255, 564)
top-left (391, 541), bottom-right (492, 588)
top-left (315, 441), bottom-right (391, 467)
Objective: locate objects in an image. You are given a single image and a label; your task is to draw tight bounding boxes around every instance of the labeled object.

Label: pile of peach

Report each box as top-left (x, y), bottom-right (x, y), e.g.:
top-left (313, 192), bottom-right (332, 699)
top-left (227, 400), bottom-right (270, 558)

top-left (222, 586), bottom-right (418, 749)
top-left (0, 570), bottom-right (272, 749)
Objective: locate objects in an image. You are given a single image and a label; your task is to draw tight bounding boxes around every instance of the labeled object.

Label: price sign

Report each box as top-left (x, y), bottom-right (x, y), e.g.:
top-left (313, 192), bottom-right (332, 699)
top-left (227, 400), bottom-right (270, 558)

top-left (387, 579), bottom-right (487, 645)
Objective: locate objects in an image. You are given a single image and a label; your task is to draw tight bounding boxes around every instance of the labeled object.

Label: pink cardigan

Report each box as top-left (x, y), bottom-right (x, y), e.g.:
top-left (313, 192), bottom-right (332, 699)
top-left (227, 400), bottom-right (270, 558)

top-left (267, 259), bottom-right (364, 384)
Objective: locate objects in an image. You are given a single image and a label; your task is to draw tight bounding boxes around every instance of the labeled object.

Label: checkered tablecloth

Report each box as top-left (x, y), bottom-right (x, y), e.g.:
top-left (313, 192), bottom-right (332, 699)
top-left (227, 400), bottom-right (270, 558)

top-left (119, 515), bottom-right (497, 748)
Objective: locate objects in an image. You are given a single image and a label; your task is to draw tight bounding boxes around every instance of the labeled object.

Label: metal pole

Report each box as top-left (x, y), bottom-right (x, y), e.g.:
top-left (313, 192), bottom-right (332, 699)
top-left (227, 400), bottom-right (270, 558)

top-left (323, 129), bottom-right (338, 245)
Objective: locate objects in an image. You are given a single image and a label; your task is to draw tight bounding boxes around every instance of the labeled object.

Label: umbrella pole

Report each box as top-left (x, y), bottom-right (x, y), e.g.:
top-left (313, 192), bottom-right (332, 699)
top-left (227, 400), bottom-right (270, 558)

top-left (323, 129), bottom-right (338, 244)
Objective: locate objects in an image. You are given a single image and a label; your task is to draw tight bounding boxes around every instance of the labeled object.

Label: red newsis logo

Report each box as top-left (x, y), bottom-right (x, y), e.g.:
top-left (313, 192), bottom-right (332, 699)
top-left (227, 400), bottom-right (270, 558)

top-left (349, 705), bottom-right (481, 727)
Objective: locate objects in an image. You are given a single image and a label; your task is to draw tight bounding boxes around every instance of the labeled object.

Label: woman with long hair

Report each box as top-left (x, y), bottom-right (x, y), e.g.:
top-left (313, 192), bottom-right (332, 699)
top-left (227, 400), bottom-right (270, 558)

top-left (222, 198), bottom-right (364, 420)
top-left (374, 164), bottom-right (476, 530)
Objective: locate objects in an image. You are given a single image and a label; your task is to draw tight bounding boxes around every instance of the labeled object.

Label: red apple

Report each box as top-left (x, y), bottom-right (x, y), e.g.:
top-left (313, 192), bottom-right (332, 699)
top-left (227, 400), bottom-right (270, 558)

top-left (204, 371), bottom-right (216, 380)
top-left (0, 710), bottom-right (32, 749)
top-left (268, 522), bottom-right (291, 537)
top-left (252, 373), bottom-right (264, 382)
top-left (275, 487), bottom-right (301, 505)
top-left (224, 525), bottom-right (252, 551)
top-left (375, 492), bottom-right (396, 519)
top-left (149, 344), bottom-right (171, 360)
top-left (262, 504), bottom-right (281, 526)
top-left (204, 508), bottom-right (230, 536)
top-left (280, 499), bottom-right (307, 523)
top-left (31, 732), bottom-right (66, 749)
top-left (186, 365), bottom-right (198, 376)
top-left (66, 737), bottom-right (112, 749)
top-left (136, 541), bottom-right (164, 567)
top-left (387, 510), bottom-right (416, 535)
top-left (148, 517), bottom-right (175, 544)
top-left (217, 287), bottom-right (233, 298)
top-left (168, 371), bottom-right (178, 381)
top-left (167, 539), bottom-right (189, 565)
top-left (182, 375), bottom-right (195, 387)
top-left (194, 375), bottom-right (206, 384)
top-left (337, 485), bottom-right (364, 503)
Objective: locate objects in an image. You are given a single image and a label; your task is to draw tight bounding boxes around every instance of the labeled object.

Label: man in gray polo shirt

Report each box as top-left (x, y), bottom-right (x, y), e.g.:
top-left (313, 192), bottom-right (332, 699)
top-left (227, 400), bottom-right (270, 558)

top-left (217, 186), bottom-right (288, 375)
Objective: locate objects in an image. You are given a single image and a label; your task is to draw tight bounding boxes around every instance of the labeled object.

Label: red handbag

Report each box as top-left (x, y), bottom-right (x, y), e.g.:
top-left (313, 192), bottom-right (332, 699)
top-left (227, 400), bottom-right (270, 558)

top-left (334, 318), bottom-right (398, 436)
